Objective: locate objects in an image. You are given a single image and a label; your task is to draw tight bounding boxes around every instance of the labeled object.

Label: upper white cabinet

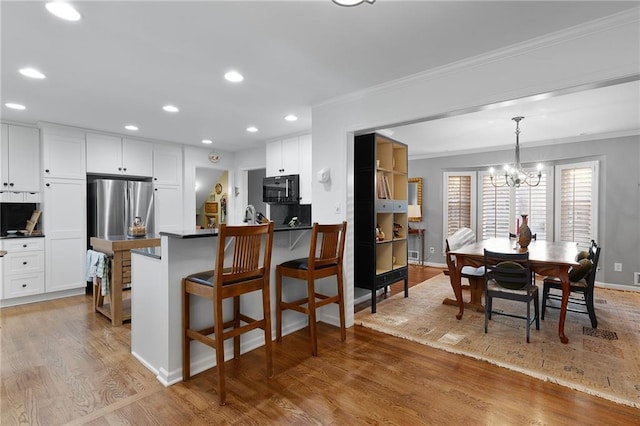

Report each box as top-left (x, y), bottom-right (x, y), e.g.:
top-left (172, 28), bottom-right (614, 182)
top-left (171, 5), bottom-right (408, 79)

top-left (153, 143), bottom-right (183, 186)
top-left (0, 123), bottom-right (40, 193)
top-left (86, 133), bottom-right (153, 177)
top-left (298, 134), bottom-right (312, 204)
top-left (265, 134), bottom-right (312, 203)
top-left (42, 131), bottom-right (86, 180)
top-left (266, 137), bottom-right (299, 177)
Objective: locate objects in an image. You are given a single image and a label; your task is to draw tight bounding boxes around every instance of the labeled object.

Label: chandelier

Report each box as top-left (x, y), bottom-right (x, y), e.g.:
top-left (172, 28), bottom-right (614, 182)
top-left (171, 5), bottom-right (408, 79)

top-left (332, 0), bottom-right (375, 6)
top-left (489, 116), bottom-right (542, 188)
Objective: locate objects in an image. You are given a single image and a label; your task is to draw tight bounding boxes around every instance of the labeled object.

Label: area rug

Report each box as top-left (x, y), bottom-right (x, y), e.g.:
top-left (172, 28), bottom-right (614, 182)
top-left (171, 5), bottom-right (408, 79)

top-left (354, 274), bottom-right (640, 408)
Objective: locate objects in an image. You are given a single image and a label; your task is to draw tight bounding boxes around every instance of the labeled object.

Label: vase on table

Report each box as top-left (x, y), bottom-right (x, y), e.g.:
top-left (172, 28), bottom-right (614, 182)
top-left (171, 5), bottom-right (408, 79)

top-left (518, 214), bottom-right (532, 249)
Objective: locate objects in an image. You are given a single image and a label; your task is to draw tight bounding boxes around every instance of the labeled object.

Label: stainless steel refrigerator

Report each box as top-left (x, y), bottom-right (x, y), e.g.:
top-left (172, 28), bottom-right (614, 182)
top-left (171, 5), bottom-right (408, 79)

top-left (87, 179), bottom-right (155, 241)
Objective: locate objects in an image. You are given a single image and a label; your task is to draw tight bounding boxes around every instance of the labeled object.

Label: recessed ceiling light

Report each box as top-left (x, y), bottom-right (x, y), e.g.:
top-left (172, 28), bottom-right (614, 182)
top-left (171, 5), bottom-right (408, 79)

top-left (125, 125), bottom-right (139, 131)
top-left (202, 139), bottom-right (213, 144)
top-left (333, 0), bottom-right (375, 6)
top-left (5, 103), bottom-right (26, 110)
top-left (246, 126), bottom-right (258, 133)
top-left (45, 2), bottom-right (82, 21)
top-left (19, 68), bottom-right (46, 79)
top-left (224, 71), bottom-right (244, 83)
top-left (163, 105), bottom-right (179, 113)
top-left (284, 114), bottom-right (298, 122)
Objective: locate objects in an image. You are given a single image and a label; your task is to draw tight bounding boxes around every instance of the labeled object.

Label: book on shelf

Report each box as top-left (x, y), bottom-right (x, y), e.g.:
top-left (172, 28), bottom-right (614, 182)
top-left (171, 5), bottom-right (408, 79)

top-left (377, 171), bottom-right (388, 199)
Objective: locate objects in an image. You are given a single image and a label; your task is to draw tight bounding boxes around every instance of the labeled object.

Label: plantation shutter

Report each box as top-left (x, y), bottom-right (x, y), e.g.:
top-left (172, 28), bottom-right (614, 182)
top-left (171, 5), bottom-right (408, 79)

top-left (555, 161), bottom-right (598, 250)
top-left (515, 171), bottom-right (548, 240)
top-left (480, 173), bottom-right (510, 239)
top-left (444, 173), bottom-right (473, 237)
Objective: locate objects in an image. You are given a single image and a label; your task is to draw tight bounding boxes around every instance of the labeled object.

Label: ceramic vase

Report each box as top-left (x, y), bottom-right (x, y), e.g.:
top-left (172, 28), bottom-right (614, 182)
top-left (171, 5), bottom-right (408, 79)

top-left (518, 214), bottom-right (532, 249)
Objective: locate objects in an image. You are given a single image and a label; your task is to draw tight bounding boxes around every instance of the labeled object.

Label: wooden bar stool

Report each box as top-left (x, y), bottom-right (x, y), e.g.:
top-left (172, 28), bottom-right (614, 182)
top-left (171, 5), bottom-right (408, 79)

top-left (181, 222), bottom-right (274, 405)
top-left (276, 221), bottom-right (347, 356)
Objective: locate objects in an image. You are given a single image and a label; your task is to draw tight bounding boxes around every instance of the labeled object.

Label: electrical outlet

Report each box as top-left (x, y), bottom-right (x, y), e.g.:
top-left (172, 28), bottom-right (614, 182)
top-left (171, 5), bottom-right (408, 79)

top-left (334, 202), bottom-right (340, 214)
top-left (429, 247), bottom-right (435, 253)
top-left (614, 262), bottom-right (622, 272)
top-left (634, 272), bottom-right (640, 286)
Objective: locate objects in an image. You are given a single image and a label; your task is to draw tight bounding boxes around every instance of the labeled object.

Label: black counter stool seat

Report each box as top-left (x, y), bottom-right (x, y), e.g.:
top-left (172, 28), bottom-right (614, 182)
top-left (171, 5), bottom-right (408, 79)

top-left (182, 222), bottom-right (274, 406)
top-left (276, 222), bottom-right (347, 356)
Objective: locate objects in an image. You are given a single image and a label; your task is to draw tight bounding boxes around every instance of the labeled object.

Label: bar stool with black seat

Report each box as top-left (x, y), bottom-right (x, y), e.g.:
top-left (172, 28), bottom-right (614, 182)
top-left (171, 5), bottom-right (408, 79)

top-left (181, 222), bottom-right (274, 405)
top-left (276, 221), bottom-right (347, 356)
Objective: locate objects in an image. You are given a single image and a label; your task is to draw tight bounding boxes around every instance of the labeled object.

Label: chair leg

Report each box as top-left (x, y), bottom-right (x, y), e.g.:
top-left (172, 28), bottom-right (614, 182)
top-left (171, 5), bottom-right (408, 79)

top-left (534, 291), bottom-right (540, 330)
top-left (275, 266), bottom-right (283, 342)
top-left (182, 279), bottom-right (191, 381)
top-left (585, 290), bottom-right (598, 328)
top-left (307, 278), bottom-right (318, 356)
top-left (541, 283), bottom-right (549, 320)
top-left (336, 267), bottom-right (346, 342)
top-left (484, 294), bottom-right (490, 334)
top-left (262, 282), bottom-right (273, 378)
top-left (527, 296), bottom-right (531, 343)
top-left (213, 294), bottom-right (226, 405)
top-left (233, 295), bottom-right (241, 360)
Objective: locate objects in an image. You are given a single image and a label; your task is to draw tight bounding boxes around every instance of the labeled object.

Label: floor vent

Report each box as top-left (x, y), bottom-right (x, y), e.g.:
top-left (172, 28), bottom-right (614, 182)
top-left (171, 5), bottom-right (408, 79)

top-left (408, 250), bottom-right (419, 261)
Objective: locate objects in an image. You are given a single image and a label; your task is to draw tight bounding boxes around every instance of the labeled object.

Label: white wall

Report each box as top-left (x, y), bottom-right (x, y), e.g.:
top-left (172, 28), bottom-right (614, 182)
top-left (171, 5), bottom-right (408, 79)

top-left (310, 10), bottom-right (640, 326)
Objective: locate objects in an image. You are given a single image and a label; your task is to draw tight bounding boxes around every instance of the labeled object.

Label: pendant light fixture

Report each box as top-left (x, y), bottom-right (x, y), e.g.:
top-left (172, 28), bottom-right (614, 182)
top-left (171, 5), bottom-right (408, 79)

top-left (489, 117), bottom-right (542, 188)
top-left (332, 0), bottom-right (375, 7)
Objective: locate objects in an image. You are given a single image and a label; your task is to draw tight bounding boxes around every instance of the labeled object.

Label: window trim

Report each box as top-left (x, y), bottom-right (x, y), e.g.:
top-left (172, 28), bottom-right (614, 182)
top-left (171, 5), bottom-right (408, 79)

top-left (442, 171), bottom-right (477, 245)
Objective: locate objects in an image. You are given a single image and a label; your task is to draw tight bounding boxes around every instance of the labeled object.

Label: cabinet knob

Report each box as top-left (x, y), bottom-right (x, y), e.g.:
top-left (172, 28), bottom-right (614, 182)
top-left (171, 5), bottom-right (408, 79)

top-left (9, 183), bottom-right (14, 187)
top-left (46, 183), bottom-right (51, 187)
top-left (154, 177), bottom-right (157, 181)
top-left (2, 182), bottom-right (7, 186)
top-left (154, 188), bottom-right (158, 191)
top-left (45, 169), bottom-right (50, 173)
top-left (123, 168), bottom-right (127, 171)
top-left (22, 244), bottom-right (27, 248)
top-left (23, 261), bottom-right (28, 265)
top-left (22, 284), bottom-right (27, 288)
top-left (118, 167), bottom-right (122, 171)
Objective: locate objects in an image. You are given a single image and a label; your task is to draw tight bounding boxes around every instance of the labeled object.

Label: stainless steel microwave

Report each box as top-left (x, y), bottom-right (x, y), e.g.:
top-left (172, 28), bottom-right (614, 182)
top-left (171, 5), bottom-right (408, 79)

top-left (263, 174), bottom-right (300, 204)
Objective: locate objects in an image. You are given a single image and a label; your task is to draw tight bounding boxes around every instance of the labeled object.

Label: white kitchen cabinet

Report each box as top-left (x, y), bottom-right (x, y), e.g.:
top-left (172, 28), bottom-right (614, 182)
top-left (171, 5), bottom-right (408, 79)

top-left (43, 178), bottom-right (86, 293)
top-left (266, 137), bottom-right (299, 177)
top-left (0, 237), bottom-right (45, 300)
top-left (153, 144), bottom-right (183, 186)
top-left (154, 184), bottom-right (183, 233)
top-left (0, 123), bottom-right (40, 193)
top-left (298, 134), bottom-right (312, 204)
top-left (86, 133), bottom-right (152, 177)
top-left (42, 132), bottom-right (86, 179)
top-left (265, 134), bottom-right (313, 203)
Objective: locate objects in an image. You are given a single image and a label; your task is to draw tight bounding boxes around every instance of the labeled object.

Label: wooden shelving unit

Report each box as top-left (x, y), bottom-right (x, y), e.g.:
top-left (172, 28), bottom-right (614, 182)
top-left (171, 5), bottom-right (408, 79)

top-left (354, 133), bottom-right (409, 313)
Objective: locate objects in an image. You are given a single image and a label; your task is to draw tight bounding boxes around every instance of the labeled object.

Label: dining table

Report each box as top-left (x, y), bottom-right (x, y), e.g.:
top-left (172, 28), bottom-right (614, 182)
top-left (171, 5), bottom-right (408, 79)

top-left (449, 237), bottom-right (579, 344)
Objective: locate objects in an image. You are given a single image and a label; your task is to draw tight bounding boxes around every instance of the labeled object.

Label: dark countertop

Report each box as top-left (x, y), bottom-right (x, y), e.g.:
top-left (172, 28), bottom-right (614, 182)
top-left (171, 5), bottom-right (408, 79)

top-left (160, 225), bottom-right (312, 239)
top-left (89, 234), bottom-right (159, 242)
top-left (131, 246), bottom-right (162, 260)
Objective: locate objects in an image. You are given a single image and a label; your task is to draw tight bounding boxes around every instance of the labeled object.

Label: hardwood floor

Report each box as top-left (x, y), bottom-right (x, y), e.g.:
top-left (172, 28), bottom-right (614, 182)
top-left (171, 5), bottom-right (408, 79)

top-left (2, 274), bottom-right (638, 425)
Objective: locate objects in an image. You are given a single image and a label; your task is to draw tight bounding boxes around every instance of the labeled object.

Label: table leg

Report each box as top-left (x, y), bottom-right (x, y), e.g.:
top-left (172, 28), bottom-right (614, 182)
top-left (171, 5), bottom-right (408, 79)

top-left (451, 264), bottom-right (464, 320)
top-left (558, 268), bottom-right (570, 344)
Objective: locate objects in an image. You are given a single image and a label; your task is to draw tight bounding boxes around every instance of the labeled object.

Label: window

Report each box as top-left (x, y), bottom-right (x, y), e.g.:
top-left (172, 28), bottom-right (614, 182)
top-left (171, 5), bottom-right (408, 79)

top-left (555, 161), bottom-right (599, 250)
top-left (479, 169), bottom-right (549, 240)
top-left (443, 172), bottom-right (476, 238)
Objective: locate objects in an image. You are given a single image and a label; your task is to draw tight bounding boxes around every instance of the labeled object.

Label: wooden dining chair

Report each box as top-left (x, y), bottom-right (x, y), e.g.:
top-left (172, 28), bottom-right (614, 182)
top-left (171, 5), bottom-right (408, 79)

top-left (542, 240), bottom-right (601, 328)
top-left (484, 249), bottom-right (539, 342)
top-left (181, 222), bottom-right (274, 405)
top-left (276, 221), bottom-right (347, 356)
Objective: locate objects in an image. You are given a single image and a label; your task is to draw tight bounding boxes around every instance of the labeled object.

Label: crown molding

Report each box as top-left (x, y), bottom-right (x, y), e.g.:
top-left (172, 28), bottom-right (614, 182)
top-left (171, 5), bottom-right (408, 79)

top-left (317, 7), bottom-right (640, 110)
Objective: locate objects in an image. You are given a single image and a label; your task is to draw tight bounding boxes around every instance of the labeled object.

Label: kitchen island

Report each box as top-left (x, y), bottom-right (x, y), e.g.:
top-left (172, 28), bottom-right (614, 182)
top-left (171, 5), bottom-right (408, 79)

top-left (90, 235), bottom-right (161, 326)
top-left (130, 226), bottom-right (323, 386)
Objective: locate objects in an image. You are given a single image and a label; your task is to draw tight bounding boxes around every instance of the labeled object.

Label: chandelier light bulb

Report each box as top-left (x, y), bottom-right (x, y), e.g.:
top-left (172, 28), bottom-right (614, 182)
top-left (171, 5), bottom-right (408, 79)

top-left (489, 117), bottom-right (542, 188)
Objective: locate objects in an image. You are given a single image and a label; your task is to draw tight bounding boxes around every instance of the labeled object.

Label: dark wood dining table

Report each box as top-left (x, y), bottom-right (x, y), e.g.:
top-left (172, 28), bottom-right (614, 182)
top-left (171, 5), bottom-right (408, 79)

top-left (449, 238), bottom-right (579, 344)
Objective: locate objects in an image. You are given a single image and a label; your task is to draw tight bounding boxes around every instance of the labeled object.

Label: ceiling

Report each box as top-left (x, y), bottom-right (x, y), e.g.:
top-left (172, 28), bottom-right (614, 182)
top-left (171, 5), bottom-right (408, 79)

top-left (1, 1), bottom-right (638, 156)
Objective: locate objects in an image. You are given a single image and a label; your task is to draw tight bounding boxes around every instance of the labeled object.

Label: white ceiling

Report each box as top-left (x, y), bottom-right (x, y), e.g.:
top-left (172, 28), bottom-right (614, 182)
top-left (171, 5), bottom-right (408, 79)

top-left (1, 1), bottom-right (638, 155)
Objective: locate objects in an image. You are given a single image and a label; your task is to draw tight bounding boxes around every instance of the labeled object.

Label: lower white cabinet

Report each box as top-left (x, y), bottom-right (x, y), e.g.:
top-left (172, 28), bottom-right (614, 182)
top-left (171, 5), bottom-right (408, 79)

top-left (43, 178), bottom-right (86, 293)
top-left (154, 185), bottom-right (183, 233)
top-left (0, 238), bottom-right (45, 300)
